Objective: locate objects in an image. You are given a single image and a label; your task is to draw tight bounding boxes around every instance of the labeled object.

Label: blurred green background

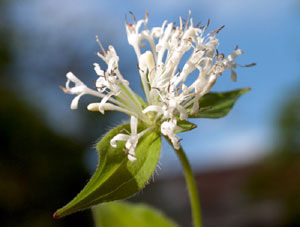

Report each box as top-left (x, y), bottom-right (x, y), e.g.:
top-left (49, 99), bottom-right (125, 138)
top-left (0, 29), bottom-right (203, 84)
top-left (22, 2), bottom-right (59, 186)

top-left (0, 0), bottom-right (299, 226)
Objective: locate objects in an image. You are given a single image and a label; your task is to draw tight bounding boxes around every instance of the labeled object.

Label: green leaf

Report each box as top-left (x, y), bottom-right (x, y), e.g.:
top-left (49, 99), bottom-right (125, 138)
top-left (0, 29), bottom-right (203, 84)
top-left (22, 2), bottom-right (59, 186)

top-left (54, 124), bottom-right (161, 218)
top-left (92, 201), bottom-right (178, 227)
top-left (176, 120), bottom-right (197, 133)
top-left (188, 88), bottom-right (250, 119)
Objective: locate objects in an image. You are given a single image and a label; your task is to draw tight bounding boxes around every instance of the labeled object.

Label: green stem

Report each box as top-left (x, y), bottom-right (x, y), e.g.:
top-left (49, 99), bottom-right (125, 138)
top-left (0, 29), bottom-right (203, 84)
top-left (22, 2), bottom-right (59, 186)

top-left (165, 136), bottom-right (203, 227)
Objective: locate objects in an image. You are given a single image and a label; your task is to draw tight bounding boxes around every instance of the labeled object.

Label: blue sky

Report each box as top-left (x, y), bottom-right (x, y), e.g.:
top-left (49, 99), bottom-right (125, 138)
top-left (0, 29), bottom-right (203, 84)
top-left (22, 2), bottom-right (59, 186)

top-left (9, 0), bottom-right (300, 173)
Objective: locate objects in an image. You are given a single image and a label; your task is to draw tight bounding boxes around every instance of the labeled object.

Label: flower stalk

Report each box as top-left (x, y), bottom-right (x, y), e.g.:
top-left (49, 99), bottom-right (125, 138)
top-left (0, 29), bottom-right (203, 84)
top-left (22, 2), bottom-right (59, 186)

top-left (165, 136), bottom-right (203, 227)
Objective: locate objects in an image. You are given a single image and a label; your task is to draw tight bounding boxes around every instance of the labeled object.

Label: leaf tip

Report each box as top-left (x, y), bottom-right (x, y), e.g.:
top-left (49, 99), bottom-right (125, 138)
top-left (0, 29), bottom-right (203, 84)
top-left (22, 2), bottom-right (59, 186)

top-left (53, 211), bottom-right (59, 219)
top-left (241, 87), bottom-right (251, 94)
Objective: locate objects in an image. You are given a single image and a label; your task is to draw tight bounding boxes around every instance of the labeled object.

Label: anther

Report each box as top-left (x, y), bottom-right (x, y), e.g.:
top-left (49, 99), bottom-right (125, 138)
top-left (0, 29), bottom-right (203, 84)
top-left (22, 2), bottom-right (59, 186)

top-left (96, 35), bottom-right (106, 55)
top-left (129, 11), bottom-right (136, 23)
top-left (212, 25), bottom-right (225, 35)
top-left (244, 63), bottom-right (256, 67)
top-left (145, 10), bottom-right (149, 21)
top-left (137, 64), bottom-right (144, 73)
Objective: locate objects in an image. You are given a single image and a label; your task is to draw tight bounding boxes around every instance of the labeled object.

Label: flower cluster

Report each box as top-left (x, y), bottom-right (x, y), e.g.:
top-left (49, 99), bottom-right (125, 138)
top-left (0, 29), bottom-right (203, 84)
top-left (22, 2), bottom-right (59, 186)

top-left (62, 11), bottom-right (244, 161)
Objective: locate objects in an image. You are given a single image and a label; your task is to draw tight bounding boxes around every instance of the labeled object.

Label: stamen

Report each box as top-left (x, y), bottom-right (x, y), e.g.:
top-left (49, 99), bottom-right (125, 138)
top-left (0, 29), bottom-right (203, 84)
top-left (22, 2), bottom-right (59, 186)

top-left (244, 63), bottom-right (256, 67)
top-left (195, 21), bottom-right (201, 28)
top-left (59, 85), bottom-right (67, 93)
top-left (137, 63), bottom-right (144, 73)
top-left (96, 35), bottom-right (106, 55)
top-left (211, 25), bottom-right (225, 35)
top-left (129, 11), bottom-right (136, 23)
top-left (202, 18), bottom-right (210, 31)
top-left (145, 10), bottom-right (149, 21)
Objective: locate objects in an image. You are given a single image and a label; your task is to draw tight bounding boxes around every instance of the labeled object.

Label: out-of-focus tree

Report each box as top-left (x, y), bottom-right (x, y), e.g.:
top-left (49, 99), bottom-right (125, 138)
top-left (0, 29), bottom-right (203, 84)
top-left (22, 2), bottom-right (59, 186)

top-left (277, 89), bottom-right (300, 152)
top-left (246, 85), bottom-right (300, 227)
top-left (0, 87), bottom-right (92, 227)
top-left (0, 0), bottom-right (13, 82)
top-left (0, 0), bottom-right (110, 226)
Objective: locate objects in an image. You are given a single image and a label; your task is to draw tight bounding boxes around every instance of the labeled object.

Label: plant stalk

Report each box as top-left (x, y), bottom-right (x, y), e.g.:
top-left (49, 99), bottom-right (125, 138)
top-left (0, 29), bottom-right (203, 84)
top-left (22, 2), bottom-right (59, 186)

top-left (165, 136), bottom-right (203, 227)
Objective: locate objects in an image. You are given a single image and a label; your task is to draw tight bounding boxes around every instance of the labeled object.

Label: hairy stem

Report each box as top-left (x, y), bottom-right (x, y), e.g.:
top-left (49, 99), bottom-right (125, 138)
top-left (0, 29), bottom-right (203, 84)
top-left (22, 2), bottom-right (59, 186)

top-left (165, 136), bottom-right (203, 227)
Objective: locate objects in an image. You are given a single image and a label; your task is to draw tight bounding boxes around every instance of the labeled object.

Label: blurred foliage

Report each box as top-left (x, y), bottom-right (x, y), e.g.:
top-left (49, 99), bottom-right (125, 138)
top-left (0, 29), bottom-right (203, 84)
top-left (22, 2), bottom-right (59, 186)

top-left (0, 1), bottom-right (93, 226)
top-left (246, 86), bottom-right (300, 227)
top-left (0, 87), bottom-right (92, 227)
top-left (92, 201), bottom-right (177, 227)
top-left (0, 27), bottom-right (12, 74)
top-left (0, 2), bottom-right (13, 79)
top-left (278, 89), bottom-right (300, 151)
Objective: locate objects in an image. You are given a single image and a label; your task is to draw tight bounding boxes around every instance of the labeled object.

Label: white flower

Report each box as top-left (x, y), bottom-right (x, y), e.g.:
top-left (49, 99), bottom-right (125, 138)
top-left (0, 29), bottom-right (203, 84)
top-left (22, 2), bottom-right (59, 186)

top-left (62, 72), bottom-right (103, 109)
top-left (161, 119), bottom-right (182, 150)
top-left (110, 116), bottom-right (152, 162)
top-left (62, 11), bottom-right (245, 161)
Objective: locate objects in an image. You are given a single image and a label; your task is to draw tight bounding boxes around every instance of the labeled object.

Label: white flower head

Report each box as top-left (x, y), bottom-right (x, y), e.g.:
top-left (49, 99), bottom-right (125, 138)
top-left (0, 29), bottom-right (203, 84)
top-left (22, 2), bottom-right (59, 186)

top-left (62, 11), bottom-right (247, 161)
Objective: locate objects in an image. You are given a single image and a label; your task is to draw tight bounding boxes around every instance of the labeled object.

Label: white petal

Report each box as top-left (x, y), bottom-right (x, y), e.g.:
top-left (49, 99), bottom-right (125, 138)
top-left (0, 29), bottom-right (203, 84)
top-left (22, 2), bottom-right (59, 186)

top-left (98, 103), bottom-right (119, 114)
top-left (143, 105), bottom-right (164, 114)
top-left (128, 154), bottom-right (137, 162)
top-left (70, 94), bottom-right (84, 109)
top-left (130, 116), bottom-right (138, 135)
top-left (107, 56), bottom-right (119, 73)
top-left (69, 85), bottom-right (86, 94)
top-left (177, 104), bottom-right (188, 120)
top-left (87, 103), bottom-right (99, 111)
top-left (66, 72), bottom-right (83, 85)
top-left (228, 49), bottom-right (243, 61)
top-left (139, 51), bottom-right (155, 72)
top-left (127, 146), bottom-right (136, 156)
top-left (135, 20), bottom-right (144, 33)
top-left (99, 94), bottom-right (110, 105)
top-left (190, 95), bottom-right (200, 115)
top-left (161, 120), bottom-right (181, 150)
top-left (110, 134), bottom-right (130, 148)
top-left (93, 63), bottom-right (104, 76)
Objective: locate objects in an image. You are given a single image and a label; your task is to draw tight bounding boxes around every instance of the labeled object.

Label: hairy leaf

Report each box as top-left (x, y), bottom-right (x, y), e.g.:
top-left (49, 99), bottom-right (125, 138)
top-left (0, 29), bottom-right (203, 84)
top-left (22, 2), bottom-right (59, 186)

top-left (188, 88), bottom-right (250, 118)
top-left (176, 120), bottom-right (197, 133)
top-left (54, 124), bottom-right (161, 218)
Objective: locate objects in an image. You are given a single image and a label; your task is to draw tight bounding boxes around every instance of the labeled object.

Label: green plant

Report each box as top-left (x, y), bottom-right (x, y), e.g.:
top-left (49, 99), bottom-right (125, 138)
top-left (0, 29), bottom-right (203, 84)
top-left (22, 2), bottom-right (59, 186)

top-left (54, 11), bottom-right (251, 226)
